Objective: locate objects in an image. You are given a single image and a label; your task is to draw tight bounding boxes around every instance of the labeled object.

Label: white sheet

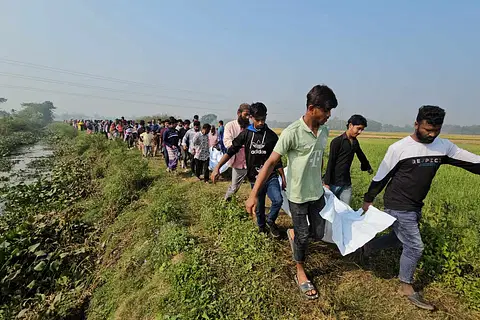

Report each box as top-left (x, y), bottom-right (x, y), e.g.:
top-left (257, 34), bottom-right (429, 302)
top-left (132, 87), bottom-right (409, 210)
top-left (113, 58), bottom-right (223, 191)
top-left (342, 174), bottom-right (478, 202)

top-left (278, 170), bottom-right (396, 256)
top-left (209, 147), bottom-right (229, 174)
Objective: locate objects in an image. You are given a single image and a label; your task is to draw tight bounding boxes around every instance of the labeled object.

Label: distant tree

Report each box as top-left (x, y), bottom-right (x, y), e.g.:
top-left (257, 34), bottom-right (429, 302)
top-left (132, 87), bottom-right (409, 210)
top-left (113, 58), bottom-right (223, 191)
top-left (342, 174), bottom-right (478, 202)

top-left (201, 113), bottom-right (218, 125)
top-left (0, 98), bottom-right (7, 104)
top-left (326, 117), bottom-right (348, 130)
top-left (365, 119), bottom-right (382, 132)
top-left (20, 101), bottom-right (56, 124)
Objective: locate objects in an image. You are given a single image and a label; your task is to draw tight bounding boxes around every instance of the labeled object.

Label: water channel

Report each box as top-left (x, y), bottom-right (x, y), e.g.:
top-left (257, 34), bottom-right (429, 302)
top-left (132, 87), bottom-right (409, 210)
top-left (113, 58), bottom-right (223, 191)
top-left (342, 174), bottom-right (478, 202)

top-left (0, 143), bottom-right (53, 214)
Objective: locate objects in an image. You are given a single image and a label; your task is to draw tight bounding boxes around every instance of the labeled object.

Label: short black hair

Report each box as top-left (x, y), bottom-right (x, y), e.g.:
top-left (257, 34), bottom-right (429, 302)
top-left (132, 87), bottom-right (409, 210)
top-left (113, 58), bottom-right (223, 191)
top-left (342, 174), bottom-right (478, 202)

top-left (193, 121), bottom-right (201, 127)
top-left (202, 123), bottom-right (211, 131)
top-left (249, 102), bottom-right (267, 118)
top-left (165, 119), bottom-right (171, 125)
top-left (306, 85), bottom-right (338, 110)
top-left (194, 115), bottom-right (199, 120)
top-left (416, 105), bottom-right (445, 126)
top-left (347, 114), bottom-right (368, 128)
top-left (184, 119), bottom-right (191, 125)
top-left (219, 120), bottom-right (224, 125)
top-left (177, 119), bottom-right (183, 122)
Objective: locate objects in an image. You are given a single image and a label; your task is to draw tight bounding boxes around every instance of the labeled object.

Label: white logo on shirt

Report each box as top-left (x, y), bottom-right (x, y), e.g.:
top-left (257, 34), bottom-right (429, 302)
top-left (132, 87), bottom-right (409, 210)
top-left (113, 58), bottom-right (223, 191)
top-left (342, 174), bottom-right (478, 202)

top-left (309, 150), bottom-right (323, 167)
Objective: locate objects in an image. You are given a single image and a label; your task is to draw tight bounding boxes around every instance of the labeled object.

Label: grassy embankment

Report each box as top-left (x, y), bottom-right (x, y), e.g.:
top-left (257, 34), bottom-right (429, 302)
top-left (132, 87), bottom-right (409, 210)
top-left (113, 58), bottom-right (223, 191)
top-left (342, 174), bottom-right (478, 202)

top-left (87, 133), bottom-right (480, 319)
top-left (2, 126), bottom-right (479, 319)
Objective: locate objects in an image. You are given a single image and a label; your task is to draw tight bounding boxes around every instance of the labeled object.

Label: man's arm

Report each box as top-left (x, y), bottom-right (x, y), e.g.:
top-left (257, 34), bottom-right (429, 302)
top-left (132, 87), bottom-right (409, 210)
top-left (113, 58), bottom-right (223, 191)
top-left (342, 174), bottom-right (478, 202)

top-left (444, 141), bottom-right (480, 174)
top-left (162, 129), bottom-right (169, 144)
top-left (323, 137), bottom-right (340, 187)
top-left (246, 129), bottom-right (292, 214)
top-left (356, 142), bottom-right (373, 173)
top-left (211, 131), bottom-right (247, 183)
top-left (246, 152), bottom-right (282, 209)
top-left (192, 132), bottom-right (200, 146)
top-left (181, 130), bottom-right (190, 148)
top-left (362, 145), bottom-right (400, 211)
top-left (277, 166), bottom-right (287, 190)
top-left (223, 122), bottom-right (234, 148)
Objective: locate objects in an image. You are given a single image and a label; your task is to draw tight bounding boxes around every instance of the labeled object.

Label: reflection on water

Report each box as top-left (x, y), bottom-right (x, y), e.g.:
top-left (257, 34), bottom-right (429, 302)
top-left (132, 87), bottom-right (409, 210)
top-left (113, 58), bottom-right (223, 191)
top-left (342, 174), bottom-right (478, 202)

top-left (0, 144), bottom-right (53, 214)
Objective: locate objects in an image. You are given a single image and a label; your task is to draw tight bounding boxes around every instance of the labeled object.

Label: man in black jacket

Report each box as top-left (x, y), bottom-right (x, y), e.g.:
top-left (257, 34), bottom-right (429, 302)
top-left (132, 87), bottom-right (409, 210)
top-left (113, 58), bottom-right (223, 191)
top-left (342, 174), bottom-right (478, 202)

top-left (211, 102), bottom-right (286, 237)
top-left (324, 114), bottom-right (373, 205)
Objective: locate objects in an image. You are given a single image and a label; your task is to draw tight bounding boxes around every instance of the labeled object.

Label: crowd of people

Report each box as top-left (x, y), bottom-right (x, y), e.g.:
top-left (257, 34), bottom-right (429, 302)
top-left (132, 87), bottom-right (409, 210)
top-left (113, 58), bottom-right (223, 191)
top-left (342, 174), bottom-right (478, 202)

top-left (69, 116), bottom-right (227, 181)
top-left (69, 84), bottom-right (480, 310)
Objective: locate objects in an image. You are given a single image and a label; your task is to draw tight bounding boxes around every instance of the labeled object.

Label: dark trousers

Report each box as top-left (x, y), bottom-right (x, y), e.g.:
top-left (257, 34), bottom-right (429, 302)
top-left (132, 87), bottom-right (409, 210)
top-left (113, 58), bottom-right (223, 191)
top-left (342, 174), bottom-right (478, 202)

top-left (194, 159), bottom-right (209, 182)
top-left (288, 196), bottom-right (326, 263)
top-left (189, 152), bottom-right (195, 172)
top-left (163, 147), bottom-right (169, 167)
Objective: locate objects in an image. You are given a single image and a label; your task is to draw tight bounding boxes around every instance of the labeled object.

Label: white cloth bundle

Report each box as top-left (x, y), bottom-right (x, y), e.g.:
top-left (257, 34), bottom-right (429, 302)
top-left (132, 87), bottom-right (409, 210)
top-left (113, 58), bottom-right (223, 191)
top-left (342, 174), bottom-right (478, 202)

top-left (209, 147), bottom-right (229, 173)
top-left (278, 170), bottom-right (396, 256)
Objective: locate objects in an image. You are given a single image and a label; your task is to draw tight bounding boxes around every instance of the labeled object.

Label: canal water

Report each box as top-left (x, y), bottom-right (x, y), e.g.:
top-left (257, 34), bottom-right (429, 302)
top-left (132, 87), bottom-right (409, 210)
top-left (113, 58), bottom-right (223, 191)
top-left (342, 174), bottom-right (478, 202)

top-left (0, 144), bottom-right (53, 214)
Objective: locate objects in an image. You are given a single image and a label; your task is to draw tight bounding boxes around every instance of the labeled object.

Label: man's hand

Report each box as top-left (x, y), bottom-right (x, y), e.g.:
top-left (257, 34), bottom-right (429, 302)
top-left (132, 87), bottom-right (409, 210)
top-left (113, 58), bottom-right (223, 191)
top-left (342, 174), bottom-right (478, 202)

top-left (362, 202), bottom-right (372, 213)
top-left (368, 169), bottom-right (374, 175)
top-left (281, 177), bottom-right (287, 191)
top-left (324, 184), bottom-right (330, 190)
top-left (211, 168), bottom-right (220, 184)
top-left (183, 145), bottom-right (187, 151)
top-left (245, 196), bottom-right (257, 216)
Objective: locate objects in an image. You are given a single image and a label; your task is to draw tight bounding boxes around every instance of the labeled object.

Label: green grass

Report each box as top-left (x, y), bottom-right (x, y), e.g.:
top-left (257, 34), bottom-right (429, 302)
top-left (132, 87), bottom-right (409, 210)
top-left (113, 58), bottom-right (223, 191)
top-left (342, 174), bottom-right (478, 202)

top-left (5, 129), bottom-right (471, 319)
top-left (85, 134), bottom-right (480, 319)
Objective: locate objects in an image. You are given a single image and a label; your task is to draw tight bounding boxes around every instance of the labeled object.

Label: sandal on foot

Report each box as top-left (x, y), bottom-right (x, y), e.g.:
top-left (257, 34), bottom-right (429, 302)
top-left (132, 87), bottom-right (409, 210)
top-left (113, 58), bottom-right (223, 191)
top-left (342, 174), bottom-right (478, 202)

top-left (294, 275), bottom-right (319, 300)
top-left (407, 292), bottom-right (435, 311)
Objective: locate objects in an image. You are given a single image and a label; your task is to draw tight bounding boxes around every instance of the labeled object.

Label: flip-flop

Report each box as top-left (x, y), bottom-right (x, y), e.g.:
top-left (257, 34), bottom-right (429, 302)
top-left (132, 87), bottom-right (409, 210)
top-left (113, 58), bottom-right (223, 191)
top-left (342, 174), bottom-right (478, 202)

top-left (294, 274), bottom-right (319, 300)
top-left (407, 292), bottom-right (435, 311)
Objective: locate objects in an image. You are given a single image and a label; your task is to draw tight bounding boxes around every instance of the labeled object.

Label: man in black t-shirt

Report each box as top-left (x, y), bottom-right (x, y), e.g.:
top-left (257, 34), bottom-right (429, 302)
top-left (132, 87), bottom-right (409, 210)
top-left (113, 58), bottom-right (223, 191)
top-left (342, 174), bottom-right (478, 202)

top-left (324, 114), bottom-right (373, 205)
top-left (211, 102), bottom-right (286, 237)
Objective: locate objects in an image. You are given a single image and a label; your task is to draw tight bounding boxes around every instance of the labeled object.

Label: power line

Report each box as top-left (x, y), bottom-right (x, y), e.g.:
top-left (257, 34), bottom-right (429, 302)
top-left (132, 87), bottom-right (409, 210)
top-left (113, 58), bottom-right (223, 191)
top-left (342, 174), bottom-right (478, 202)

top-left (0, 57), bottom-right (288, 115)
top-left (0, 83), bottom-right (226, 111)
top-left (0, 72), bottom-right (224, 105)
top-left (0, 57), bottom-right (231, 99)
top-left (0, 83), bottom-right (287, 115)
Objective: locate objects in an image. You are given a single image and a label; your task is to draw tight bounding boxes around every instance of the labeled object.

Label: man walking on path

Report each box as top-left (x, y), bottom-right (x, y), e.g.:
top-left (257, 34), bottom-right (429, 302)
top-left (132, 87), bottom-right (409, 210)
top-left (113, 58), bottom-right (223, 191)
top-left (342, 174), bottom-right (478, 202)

top-left (245, 85), bottom-right (338, 300)
top-left (361, 105), bottom-right (480, 310)
top-left (217, 120), bottom-right (226, 153)
top-left (223, 103), bottom-right (250, 201)
top-left (182, 121), bottom-right (201, 174)
top-left (178, 120), bottom-right (190, 169)
top-left (163, 119), bottom-right (180, 172)
top-left (212, 102), bottom-right (286, 237)
top-left (193, 123), bottom-right (212, 182)
top-left (323, 114), bottom-right (373, 205)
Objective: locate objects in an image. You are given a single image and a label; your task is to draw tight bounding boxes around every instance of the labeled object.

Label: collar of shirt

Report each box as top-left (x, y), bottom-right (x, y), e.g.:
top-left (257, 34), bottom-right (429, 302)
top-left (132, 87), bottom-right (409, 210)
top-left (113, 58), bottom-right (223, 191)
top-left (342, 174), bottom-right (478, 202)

top-left (299, 116), bottom-right (327, 138)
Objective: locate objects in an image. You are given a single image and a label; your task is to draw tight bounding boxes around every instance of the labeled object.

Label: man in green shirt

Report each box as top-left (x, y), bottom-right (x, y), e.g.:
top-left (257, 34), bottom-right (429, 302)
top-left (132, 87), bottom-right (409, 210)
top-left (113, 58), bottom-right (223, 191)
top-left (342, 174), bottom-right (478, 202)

top-left (246, 84), bottom-right (338, 300)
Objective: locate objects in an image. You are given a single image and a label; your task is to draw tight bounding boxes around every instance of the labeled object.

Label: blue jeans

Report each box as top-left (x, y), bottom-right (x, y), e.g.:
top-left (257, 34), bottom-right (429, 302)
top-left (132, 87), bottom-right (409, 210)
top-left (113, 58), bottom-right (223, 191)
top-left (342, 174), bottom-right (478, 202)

top-left (366, 209), bottom-right (424, 284)
top-left (329, 185), bottom-right (352, 205)
top-left (143, 145), bottom-right (152, 156)
top-left (250, 176), bottom-right (283, 228)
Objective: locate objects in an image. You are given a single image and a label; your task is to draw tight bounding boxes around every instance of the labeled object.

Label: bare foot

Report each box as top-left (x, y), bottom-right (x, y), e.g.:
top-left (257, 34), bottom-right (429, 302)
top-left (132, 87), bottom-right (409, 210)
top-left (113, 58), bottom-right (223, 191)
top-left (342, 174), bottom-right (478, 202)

top-left (398, 282), bottom-right (415, 296)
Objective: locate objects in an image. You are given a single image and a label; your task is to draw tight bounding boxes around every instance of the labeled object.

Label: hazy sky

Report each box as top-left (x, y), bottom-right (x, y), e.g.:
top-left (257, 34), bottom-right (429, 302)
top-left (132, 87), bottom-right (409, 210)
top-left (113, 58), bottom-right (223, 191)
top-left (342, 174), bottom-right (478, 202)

top-left (0, 0), bottom-right (479, 125)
